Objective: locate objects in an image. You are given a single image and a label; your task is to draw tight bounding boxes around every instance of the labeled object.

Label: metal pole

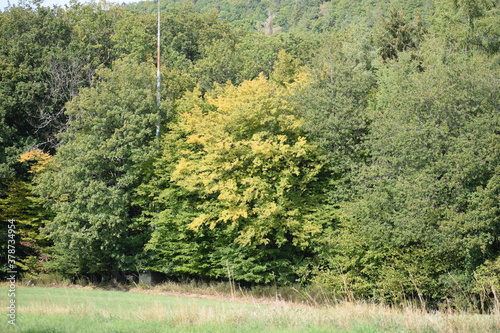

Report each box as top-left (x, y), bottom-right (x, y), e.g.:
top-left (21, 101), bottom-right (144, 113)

top-left (156, 0), bottom-right (161, 140)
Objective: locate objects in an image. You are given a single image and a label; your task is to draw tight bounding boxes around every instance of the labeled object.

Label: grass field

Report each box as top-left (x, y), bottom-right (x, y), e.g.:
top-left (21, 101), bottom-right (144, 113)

top-left (0, 286), bottom-right (499, 332)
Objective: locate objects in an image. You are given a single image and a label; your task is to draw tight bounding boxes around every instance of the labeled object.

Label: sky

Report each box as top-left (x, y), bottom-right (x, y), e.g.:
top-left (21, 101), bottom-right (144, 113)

top-left (0, 0), bottom-right (141, 9)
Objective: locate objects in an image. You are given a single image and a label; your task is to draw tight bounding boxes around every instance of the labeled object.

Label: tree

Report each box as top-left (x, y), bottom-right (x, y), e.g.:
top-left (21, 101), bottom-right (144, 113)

top-left (259, 11), bottom-right (282, 35)
top-left (112, 10), bottom-right (156, 63)
top-left (0, 149), bottom-right (53, 279)
top-left (270, 50), bottom-right (303, 86)
top-left (433, 0), bottom-right (498, 54)
top-left (35, 59), bottom-right (161, 276)
top-left (293, 29), bottom-right (375, 203)
top-left (319, 48), bottom-right (499, 304)
top-left (374, 8), bottom-right (426, 61)
top-left (147, 73), bottom-right (327, 284)
top-left (0, 4), bottom-right (71, 190)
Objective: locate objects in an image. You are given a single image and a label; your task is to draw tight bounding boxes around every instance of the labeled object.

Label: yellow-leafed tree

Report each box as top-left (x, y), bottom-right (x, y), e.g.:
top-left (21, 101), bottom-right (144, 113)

top-left (148, 73), bottom-right (327, 284)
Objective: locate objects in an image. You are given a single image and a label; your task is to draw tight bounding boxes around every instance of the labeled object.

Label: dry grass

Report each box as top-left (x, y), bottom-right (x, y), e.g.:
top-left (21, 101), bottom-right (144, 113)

top-left (2, 279), bottom-right (499, 332)
top-left (5, 285), bottom-right (499, 333)
top-left (18, 300), bottom-right (500, 332)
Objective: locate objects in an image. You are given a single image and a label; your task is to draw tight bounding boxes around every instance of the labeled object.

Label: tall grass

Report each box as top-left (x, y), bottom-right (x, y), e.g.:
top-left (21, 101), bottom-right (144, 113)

top-left (141, 279), bottom-right (340, 306)
top-left (0, 286), bottom-right (499, 332)
top-left (16, 272), bottom-right (500, 313)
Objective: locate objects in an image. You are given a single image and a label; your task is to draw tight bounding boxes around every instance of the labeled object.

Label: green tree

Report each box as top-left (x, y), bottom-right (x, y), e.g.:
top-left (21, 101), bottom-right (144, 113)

top-left (319, 49), bottom-right (499, 304)
top-left (162, 6), bottom-right (236, 64)
top-left (293, 29), bottom-right (375, 203)
top-left (0, 2), bottom-right (125, 201)
top-left (0, 149), bottom-right (53, 279)
top-left (35, 59), bottom-right (161, 276)
top-left (374, 8), bottom-right (426, 61)
top-left (112, 10), bottom-right (156, 63)
top-left (0, 4), bottom-right (71, 187)
top-left (270, 50), bottom-right (303, 86)
top-left (433, 0), bottom-right (498, 54)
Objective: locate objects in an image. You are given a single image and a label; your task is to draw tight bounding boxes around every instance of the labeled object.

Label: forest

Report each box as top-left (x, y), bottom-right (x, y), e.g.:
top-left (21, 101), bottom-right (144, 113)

top-left (0, 0), bottom-right (498, 310)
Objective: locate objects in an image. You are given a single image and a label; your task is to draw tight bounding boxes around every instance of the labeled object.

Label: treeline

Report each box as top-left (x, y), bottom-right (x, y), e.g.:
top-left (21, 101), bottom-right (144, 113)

top-left (0, 0), bottom-right (499, 310)
top-left (130, 0), bottom-right (431, 32)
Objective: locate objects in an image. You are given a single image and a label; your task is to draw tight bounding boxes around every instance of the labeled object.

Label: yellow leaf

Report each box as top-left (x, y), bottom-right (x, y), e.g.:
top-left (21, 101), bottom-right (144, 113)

top-left (18, 149), bottom-right (52, 173)
top-left (188, 214), bottom-right (209, 231)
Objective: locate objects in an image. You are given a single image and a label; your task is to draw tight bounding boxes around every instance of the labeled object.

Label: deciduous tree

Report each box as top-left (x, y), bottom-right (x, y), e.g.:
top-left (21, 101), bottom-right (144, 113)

top-left (147, 73), bottom-right (327, 283)
top-left (35, 59), bottom-right (161, 275)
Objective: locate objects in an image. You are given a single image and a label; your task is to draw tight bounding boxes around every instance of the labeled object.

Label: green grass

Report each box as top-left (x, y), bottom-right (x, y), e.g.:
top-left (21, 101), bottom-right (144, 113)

top-left (0, 286), bottom-right (499, 332)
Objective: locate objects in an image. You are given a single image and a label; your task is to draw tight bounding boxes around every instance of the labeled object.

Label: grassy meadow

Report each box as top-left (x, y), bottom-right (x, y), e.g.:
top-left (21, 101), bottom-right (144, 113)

top-left (0, 285), bottom-right (499, 332)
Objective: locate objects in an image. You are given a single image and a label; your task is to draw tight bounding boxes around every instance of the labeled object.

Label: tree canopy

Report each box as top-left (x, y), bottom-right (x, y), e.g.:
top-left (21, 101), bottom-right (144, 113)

top-left (1, 0), bottom-right (499, 309)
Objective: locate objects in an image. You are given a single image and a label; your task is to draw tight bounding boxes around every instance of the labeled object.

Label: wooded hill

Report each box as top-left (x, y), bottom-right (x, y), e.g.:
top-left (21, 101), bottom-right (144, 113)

top-left (0, 0), bottom-right (498, 310)
top-left (129, 0), bottom-right (432, 32)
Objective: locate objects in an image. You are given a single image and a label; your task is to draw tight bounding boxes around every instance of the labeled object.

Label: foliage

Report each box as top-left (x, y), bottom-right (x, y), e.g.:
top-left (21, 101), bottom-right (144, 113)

top-left (374, 8), bottom-right (427, 61)
top-left (432, 0), bottom-right (499, 54)
top-left (316, 48), bottom-right (500, 304)
top-left (34, 59), bottom-right (161, 275)
top-left (128, 0), bottom-right (430, 32)
top-left (0, 0), bottom-right (499, 309)
top-left (0, 150), bottom-right (53, 279)
top-left (147, 73), bottom-right (327, 284)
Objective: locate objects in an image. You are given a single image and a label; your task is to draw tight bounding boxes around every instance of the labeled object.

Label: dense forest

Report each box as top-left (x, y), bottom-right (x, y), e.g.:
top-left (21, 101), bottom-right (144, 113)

top-left (0, 0), bottom-right (498, 310)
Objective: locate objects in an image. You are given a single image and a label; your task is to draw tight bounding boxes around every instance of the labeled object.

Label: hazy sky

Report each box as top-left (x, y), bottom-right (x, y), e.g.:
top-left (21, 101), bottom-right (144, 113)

top-left (0, 0), bottom-right (141, 10)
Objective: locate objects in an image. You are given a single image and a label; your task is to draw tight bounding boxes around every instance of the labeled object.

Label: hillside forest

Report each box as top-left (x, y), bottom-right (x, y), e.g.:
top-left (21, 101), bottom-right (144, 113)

top-left (0, 0), bottom-right (499, 310)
